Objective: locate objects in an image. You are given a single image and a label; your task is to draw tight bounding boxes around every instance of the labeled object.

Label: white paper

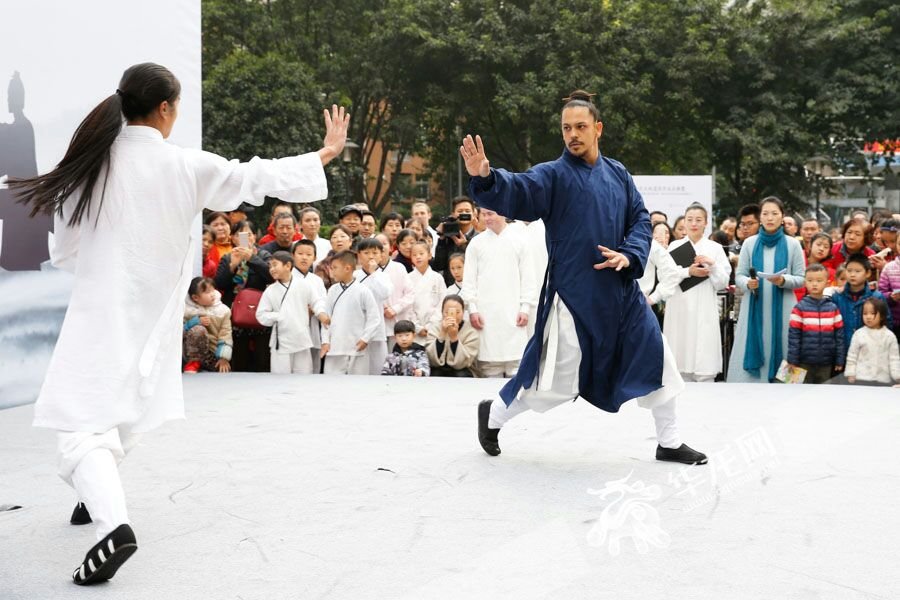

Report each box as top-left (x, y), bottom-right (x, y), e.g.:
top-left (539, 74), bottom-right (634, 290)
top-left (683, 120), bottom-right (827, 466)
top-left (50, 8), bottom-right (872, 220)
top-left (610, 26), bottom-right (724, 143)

top-left (757, 268), bottom-right (787, 281)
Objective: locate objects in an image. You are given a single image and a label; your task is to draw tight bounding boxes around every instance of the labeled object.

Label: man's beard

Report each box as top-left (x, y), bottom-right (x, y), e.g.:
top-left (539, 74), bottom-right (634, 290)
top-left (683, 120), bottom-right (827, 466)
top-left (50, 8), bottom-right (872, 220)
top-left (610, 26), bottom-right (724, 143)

top-left (568, 141), bottom-right (588, 155)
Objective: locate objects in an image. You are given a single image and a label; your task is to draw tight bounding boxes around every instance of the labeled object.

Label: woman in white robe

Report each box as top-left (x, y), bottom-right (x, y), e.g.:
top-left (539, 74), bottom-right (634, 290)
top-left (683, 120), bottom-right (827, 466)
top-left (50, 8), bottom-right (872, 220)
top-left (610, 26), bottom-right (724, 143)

top-left (663, 204), bottom-right (731, 381)
top-left (8, 63), bottom-right (349, 585)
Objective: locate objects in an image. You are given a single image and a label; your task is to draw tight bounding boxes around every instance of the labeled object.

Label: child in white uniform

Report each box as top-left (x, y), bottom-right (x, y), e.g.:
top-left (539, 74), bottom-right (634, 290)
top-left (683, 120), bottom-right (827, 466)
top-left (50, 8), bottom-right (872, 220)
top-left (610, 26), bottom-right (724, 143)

top-left (291, 239), bottom-right (328, 371)
top-left (256, 251), bottom-right (329, 374)
top-left (407, 240), bottom-right (447, 340)
top-left (321, 251), bottom-right (382, 375)
top-left (355, 237), bottom-right (394, 374)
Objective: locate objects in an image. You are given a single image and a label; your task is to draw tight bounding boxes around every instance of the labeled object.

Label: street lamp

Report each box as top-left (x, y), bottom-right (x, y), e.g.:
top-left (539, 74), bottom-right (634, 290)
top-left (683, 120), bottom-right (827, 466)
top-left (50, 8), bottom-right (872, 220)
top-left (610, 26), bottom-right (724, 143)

top-left (341, 140), bottom-right (360, 204)
top-left (342, 140), bottom-right (360, 164)
top-left (805, 156), bottom-right (829, 223)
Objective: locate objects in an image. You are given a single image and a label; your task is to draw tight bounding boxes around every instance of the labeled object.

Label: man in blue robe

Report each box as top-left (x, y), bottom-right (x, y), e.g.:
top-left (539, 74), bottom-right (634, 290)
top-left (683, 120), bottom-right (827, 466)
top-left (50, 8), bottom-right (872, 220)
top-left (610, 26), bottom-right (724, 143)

top-left (462, 91), bottom-right (707, 465)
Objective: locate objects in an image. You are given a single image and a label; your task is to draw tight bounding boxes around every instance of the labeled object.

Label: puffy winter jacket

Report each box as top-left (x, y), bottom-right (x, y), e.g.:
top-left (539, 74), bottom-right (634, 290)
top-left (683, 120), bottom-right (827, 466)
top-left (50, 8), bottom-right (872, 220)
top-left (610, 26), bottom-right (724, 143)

top-left (878, 257), bottom-right (900, 327)
top-left (788, 295), bottom-right (846, 366)
top-left (831, 284), bottom-right (893, 351)
top-left (845, 326), bottom-right (900, 384)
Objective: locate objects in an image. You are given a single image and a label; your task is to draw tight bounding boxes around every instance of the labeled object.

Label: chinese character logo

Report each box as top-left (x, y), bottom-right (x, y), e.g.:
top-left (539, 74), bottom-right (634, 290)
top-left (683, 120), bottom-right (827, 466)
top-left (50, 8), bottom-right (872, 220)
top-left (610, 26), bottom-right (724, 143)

top-left (586, 471), bottom-right (670, 555)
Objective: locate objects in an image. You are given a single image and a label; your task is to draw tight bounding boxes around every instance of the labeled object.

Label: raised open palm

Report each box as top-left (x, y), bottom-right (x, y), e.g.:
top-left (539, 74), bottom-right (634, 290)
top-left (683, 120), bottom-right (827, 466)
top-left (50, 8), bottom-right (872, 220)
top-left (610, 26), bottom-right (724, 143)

top-left (460, 134), bottom-right (490, 177)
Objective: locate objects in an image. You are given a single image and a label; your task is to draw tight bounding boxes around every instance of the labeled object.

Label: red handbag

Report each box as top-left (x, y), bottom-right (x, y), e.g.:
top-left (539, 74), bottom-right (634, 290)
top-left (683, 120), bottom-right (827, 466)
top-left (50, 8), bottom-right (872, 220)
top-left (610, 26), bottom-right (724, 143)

top-left (231, 288), bottom-right (265, 329)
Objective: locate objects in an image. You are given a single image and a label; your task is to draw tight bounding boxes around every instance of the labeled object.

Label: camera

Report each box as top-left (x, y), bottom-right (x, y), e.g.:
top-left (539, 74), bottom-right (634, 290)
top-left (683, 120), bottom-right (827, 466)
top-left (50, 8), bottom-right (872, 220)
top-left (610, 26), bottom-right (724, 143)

top-left (440, 216), bottom-right (460, 237)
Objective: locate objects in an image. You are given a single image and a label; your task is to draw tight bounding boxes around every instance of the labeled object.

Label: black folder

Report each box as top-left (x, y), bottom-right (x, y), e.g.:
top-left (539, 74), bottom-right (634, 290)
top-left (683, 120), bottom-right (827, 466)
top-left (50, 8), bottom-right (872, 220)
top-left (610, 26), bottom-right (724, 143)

top-left (669, 242), bottom-right (707, 292)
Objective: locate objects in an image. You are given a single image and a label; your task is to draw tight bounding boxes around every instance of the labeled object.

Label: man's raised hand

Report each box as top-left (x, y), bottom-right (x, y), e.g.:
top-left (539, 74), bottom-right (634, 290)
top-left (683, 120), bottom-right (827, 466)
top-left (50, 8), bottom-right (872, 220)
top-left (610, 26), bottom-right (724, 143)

top-left (319, 104), bottom-right (351, 165)
top-left (460, 134), bottom-right (490, 177)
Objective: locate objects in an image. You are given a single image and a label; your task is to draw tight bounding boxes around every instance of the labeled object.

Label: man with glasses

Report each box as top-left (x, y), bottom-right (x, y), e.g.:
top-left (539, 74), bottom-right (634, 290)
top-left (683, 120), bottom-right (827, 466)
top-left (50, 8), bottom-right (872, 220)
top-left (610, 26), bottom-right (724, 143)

top-left (735, 204), bottom-right (761, 252)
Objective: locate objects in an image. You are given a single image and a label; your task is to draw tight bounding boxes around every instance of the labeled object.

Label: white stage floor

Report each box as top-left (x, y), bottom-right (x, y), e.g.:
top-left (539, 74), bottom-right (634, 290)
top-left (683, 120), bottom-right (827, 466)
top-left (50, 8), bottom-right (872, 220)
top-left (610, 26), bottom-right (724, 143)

top-left (1, 375), bottom-right (898, 599)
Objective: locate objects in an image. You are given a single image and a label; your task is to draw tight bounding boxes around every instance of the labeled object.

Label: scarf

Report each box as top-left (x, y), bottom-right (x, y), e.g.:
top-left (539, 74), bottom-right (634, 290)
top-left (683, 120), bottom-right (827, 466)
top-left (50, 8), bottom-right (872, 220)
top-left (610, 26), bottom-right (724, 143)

top-left (743, 227), bottom-right (789, 381)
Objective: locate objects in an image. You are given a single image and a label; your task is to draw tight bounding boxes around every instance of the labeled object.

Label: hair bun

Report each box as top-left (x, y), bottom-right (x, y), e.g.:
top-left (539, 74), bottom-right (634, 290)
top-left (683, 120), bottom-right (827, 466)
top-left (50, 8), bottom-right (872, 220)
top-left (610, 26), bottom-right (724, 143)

top-left (563, 89), bottom-right (596, 103)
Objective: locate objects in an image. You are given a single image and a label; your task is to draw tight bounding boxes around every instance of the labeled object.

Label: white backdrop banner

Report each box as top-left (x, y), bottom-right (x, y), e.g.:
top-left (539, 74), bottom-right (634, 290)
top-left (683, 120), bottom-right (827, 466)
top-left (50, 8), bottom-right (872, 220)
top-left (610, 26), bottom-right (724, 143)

top-left (0, 0), bottom-right (201, 271)
top-left (633, 175), bottom-right (714, 234)
top-left (0, 0), bottom-right (201, 409)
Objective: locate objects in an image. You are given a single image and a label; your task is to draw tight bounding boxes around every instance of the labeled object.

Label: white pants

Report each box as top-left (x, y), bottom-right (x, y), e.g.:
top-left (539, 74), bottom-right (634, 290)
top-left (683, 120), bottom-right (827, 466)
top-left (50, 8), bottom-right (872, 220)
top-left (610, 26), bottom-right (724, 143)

top-left (310, 347), bottom-right (322, 374)
top-left (367, 340), bottom-right (389, 376)
top-left (478, 360), bottom-right (521, 378)
top-left (488, 298), bottom-right (684, 449)
top-left (57, 427), bottom-right (141, 540)
top-left (323, 353), bottom-right (370, 375)
top-left (681, 373), bottom-right (716, 383)
top-left (270, 350), bottom-right (314, 374)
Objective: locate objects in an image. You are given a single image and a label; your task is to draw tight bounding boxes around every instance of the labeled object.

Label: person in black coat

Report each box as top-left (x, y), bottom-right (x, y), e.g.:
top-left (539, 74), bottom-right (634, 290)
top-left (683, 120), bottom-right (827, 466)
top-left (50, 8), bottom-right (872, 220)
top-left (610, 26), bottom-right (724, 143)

top-left (214, 220), bottom-right (273, 371)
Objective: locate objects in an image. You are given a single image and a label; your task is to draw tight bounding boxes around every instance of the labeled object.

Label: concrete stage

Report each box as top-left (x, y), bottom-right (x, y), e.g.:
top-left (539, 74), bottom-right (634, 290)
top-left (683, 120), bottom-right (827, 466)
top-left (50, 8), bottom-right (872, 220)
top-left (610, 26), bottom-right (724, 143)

top-left (1, 375), bottom-right (898, 600)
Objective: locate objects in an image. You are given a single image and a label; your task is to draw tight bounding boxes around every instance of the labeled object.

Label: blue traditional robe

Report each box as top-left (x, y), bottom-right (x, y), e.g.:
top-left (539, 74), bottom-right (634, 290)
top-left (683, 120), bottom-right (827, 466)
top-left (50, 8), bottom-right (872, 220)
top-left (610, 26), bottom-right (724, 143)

top-left (469, 148), bottom-right (663, 413)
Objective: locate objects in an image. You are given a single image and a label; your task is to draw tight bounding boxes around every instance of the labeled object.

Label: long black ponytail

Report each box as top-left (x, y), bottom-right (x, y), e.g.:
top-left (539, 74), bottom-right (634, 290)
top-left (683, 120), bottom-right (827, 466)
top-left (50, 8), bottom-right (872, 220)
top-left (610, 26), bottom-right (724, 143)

top-left (9, 62), bottom-right (181, 227)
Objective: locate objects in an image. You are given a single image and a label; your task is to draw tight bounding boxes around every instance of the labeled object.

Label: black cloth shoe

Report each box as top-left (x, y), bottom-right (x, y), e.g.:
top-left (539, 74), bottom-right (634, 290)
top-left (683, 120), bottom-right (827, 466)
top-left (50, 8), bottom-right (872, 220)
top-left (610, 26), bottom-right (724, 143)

top-left (477, 399), bottom-right (501, 456)
top-left (72, 523), bottom-right (138, 585)
top-left (70, 502), bottom-right (92, 525)
top-left (656, 443), bottom-right (708, 465)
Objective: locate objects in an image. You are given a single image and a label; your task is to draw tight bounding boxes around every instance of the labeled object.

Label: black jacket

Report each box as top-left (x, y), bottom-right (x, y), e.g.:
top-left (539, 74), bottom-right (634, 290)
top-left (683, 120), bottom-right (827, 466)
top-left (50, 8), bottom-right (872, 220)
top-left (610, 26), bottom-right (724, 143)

top-left (433, 226), bottom-right (477, 285)
top-left (214, 250), bottom-right (274, 307)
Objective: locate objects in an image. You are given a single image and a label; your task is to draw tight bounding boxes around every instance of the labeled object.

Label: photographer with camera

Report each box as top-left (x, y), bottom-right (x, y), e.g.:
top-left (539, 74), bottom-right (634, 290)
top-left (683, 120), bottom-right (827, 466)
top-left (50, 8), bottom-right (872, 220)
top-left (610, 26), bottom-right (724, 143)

top-left (433, 196), bottom-right (479, 285)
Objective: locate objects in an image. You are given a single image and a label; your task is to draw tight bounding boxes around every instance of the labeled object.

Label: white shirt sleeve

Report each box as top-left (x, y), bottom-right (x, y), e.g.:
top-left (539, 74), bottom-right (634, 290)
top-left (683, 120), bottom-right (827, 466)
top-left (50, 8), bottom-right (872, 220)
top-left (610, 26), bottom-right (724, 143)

top-left (516, 238), bottom-right (539, 313)
top-left (460, 241), bottom-right (479, 314)
top-left (255, 285), bottom-right (280, 327)
top-left (360, 288), bottom-right (383, 344)
top-left (649, 246), bottom-right (682, 304)
top-left (185, 149), bottom-right (328, 213)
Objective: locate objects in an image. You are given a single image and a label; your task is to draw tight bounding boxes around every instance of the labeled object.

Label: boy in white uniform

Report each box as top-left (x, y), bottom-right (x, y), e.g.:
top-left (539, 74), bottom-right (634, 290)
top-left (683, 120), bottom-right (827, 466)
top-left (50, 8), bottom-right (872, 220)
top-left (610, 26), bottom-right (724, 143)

top-left (291, 239), bottom-right (328, 371)
top-left (256, 251), bottom-right (329, 374)
top-left (321, 251), bottom-right (382, 375)
top-left (354, 237), bottom-right (394, 374)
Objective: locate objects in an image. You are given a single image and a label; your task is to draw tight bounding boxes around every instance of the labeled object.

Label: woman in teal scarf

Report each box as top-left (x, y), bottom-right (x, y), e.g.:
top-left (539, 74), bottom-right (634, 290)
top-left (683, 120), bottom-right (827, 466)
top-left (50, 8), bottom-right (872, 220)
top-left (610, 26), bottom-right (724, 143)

top-left (728, 197), bottom-right (807, 382)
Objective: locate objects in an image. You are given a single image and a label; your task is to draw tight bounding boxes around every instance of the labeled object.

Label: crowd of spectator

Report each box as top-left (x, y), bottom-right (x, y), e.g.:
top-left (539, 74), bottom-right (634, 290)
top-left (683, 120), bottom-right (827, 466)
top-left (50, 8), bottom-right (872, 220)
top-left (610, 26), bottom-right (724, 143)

top-left (184, 196), bottom-right (900, 387)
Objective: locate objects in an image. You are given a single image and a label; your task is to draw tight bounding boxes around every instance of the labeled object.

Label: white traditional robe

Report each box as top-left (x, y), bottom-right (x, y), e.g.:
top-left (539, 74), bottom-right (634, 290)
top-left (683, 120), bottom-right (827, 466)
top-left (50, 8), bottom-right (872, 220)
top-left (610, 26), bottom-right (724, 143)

top-left (356, 267), bottom-right (393, 374)
top-left (255, 272), bottom-right (324, 354)
top-left (311, 236), bottom-right (332, 265)
top-left (407, 266), bottom-right (447, 335)
top-left (460, 225), bottom-right (538, 362)
top-left (662, 237), bottom-right (731, 378)
top-left (354, 268), bottom-right (393, 342)
top-left (381, 260), bottom-right (415, 337)
top-left (35, 125), bottom-right (327, 434)
top-left (296, 269), bottom-right (327, 350)
top-left (321, 280), bottom-right (381, 356)
top-left (522, 219), bottom-right (549, 337)
top-left (638, 240), bottom-right (681, 305)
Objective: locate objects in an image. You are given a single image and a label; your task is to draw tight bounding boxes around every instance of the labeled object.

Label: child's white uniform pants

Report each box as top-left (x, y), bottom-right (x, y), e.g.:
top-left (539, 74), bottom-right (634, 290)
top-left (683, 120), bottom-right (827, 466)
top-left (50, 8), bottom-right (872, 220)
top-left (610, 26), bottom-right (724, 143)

top-left (271, 350), bottom-right (314, 374)
top-left (57, 426), bottom-right (141, 540)
top-left (323, 353), bottom-right (370, 375)
top-left (367, 340), bottom-right (388, 375)
top-left (488, 297), bottom-right (684, 449)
